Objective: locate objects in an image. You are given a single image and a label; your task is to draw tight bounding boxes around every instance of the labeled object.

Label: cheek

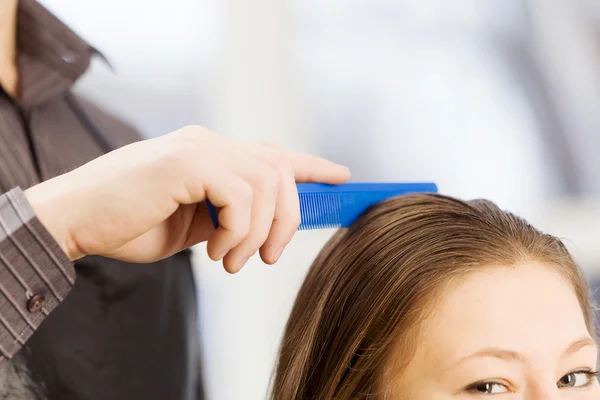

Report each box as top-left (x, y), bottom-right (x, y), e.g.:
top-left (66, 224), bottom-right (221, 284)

top-left (577, 385), bottom-right (600, 400)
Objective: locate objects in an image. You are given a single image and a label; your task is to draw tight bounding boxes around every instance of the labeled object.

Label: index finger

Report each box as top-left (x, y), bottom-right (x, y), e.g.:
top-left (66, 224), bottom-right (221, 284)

top-left (284, 150), bottom-right (351, 184)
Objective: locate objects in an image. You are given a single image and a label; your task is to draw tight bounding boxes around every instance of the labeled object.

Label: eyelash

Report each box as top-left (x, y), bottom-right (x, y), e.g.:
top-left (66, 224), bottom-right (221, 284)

top-left (567, 369), bottom-right (600, 388)
top-left (465, 380), bottom-right (510, 395)
top-left (464, 369), bottom-right (600, 394)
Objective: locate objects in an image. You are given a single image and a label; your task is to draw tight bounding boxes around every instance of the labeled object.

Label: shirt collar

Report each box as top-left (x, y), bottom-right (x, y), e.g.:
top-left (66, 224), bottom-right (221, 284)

top-left (17, 0), bottom-right (105, 109)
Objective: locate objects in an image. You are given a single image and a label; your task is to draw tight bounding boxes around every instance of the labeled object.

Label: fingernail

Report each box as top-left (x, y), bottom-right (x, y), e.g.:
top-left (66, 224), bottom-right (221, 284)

top-left (274, 245), bottom-right (285, 262)
top-left (236, 256), bottom-right (249, 272)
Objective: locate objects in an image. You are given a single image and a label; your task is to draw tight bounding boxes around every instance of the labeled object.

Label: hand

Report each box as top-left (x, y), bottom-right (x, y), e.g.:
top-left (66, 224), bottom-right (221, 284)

top-left (24, 126), bottom-right (350, 273)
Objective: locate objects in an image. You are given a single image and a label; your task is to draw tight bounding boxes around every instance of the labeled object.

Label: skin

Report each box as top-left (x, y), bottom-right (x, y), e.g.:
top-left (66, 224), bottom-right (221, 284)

top-left (0, 1), bottom-right (351, 273)
top-left (391, 263), bottom-right (599, 399)
top-left (25, 128), bottom-right (350, 273)
top-left (0, 0), bottom-right (18, 98)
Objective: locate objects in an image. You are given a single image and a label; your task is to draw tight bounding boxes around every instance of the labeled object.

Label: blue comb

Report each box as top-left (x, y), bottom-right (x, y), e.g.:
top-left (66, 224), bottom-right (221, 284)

top-left (206, 182), bottom-right (437, 230)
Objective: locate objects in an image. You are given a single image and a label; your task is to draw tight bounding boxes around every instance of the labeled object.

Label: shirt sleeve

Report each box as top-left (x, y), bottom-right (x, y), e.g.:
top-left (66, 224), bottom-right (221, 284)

top-left (0, 187), bottom-right (75, 364)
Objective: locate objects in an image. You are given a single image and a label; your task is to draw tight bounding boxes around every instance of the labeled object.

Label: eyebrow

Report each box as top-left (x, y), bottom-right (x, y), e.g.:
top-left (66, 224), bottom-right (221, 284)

top-left (448, 348), bottom-right (525, 370)
top-left (562, 337), bottom-right (598, 357)
top-left (448, 337), bottom-right (598, 370)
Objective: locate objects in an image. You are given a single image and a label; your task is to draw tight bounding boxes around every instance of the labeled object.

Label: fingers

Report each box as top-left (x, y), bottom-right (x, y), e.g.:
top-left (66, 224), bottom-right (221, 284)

top-left (240, 143), bottom-right (351, 184)
top-left (203, 171), bottom-right (253, 263)
top-left (284, 150), bottom-right (351, 184)
top-left (222, 162), bottom-right (279, 273)
top-left (245, 150), bottom-right (300, 264)
top-left (259, 166), bottom-right (300, 264)
top-left (189, 138), bottom-right (350, 274)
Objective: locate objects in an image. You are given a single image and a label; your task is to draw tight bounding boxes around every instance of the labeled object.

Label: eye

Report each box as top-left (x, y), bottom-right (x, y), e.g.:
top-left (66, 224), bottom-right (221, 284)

top-left (467, 382), bottom-right (509, 394)
top-left (557, 370), bottom-right (599, 388)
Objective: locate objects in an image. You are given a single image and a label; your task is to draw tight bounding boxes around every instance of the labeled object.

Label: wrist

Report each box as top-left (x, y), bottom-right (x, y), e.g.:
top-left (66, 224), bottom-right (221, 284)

top-left (24, 179), bottom-right (83, 261)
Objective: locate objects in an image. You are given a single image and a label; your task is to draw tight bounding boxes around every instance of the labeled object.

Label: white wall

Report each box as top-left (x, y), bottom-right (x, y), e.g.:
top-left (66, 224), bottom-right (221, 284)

top-left (40, 0), bottom-right (219, 137)
top-left (38, 1), bottom-right (600, 399)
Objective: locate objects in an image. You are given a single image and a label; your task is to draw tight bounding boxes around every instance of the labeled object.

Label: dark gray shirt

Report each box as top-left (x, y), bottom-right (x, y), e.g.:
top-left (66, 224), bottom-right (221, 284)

top-left (0, 1), bottom-right (202, 398)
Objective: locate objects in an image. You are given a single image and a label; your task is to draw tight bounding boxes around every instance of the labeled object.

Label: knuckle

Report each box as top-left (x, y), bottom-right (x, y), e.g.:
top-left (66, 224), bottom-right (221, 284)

top-left (175, 125), bottom-right (215, 144)
top-left (273, 157), bottom-right (293, 176)
top-left (257, 141), bottom-right (279, 150)
top-left (168, 132), bottom-right (199, 159)
top-left (227, 184), bottom-right (253, 219)
top-left (263, 149), bottom-right (292, 171)
top-left (255, 165), bottom-right (280, 194)
top-left (165, 141), bottom-right (195, 171)
top-left (273, 160), bottom-right (295, 183)
top-left (228, 213), bottom-right (251, 241)
top-left (176, 125), bottom-right (200, 140)
top-left (225, 183), bottom-right (252, 241)
top-left (230, 223), bottom-right (250, 244)
top-left (235, 181), bottom-right (254, 205)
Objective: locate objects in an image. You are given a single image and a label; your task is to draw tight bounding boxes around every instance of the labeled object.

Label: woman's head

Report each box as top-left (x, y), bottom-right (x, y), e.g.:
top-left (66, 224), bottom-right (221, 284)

top-left (272, 194), bottom-right (598, 399)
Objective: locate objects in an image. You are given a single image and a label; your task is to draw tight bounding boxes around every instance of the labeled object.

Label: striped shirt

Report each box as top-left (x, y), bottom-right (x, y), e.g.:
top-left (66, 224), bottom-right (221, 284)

top-left (0, 1), bottom-right (201, 398)
top-left (0, 188), bottom-right (72, 361)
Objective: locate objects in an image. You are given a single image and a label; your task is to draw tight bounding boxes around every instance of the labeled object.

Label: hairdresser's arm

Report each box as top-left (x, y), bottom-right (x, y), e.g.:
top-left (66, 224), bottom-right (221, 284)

top-left (0, 125), bottom-right (348, 364)
top-left (25, 126), bottom-right (350, 271)
top-left (0, 188), bottom-right (72, 363)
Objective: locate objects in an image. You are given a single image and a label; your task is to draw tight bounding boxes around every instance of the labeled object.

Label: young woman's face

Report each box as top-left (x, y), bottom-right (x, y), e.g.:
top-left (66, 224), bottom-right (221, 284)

top-left (392, 263), bottom-right (599, 399)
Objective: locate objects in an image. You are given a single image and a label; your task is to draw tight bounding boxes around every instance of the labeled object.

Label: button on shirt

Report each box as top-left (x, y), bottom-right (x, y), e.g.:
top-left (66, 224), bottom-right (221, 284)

top-left (26, 294), bottom-right (45, 313)
top-left (0, 1), bottom-right (202, 399)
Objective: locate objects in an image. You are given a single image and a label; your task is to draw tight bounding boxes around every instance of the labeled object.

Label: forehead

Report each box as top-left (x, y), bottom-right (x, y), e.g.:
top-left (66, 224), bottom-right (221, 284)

top-left (419, 263), bottom-right (589, 364)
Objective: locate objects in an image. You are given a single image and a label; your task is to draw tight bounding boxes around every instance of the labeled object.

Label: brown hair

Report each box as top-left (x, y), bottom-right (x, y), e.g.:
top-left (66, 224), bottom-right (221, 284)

top-left (271, 194), bottom-right (596, 399)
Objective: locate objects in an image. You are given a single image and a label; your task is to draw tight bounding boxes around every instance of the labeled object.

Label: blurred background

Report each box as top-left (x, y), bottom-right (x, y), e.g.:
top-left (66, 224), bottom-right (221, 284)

top-left (40, 0), bottom-right (600, 398)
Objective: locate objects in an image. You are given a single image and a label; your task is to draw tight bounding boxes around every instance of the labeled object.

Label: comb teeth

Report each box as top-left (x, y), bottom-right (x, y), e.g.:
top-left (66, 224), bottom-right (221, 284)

top-left (206, 182), bottom-right (438, 231)
top-left (298, 193), bottom-right (341, 230)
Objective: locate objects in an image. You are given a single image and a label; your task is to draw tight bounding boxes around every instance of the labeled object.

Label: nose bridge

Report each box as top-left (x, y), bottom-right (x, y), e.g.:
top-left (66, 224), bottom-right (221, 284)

top-left (522, 368), bottom-right (560, 400)
top-left (525, 390), bottom-right (560, 400)
top-left (524, 383), bottom-right (561, 400)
